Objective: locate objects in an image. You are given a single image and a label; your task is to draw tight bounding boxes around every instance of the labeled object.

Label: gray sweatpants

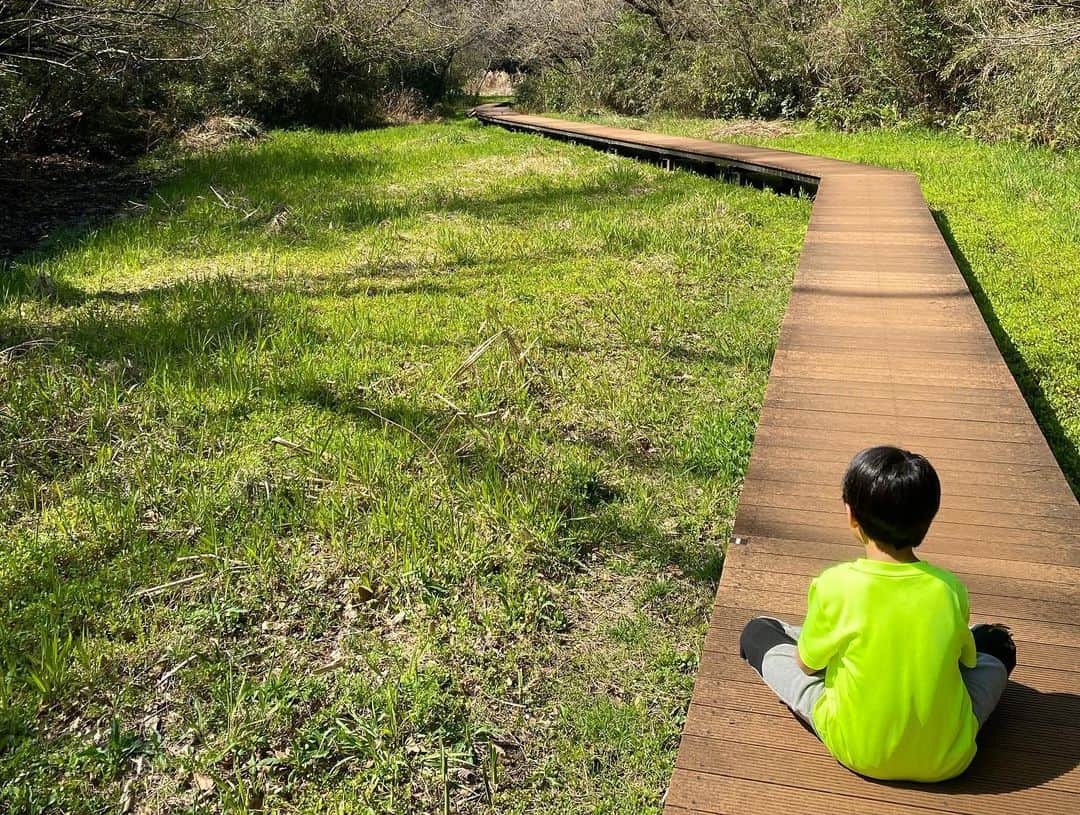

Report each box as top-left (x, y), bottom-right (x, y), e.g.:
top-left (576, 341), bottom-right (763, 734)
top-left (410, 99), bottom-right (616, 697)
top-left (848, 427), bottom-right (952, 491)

top-left (762, 620), bottom-right (1009, 732)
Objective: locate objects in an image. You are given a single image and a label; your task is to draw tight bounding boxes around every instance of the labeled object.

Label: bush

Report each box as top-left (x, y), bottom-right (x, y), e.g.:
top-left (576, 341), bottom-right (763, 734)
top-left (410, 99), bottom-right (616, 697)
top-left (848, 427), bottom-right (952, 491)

top-left (970, 47), bottom-right (1080, 147)
top-left (679, 0), bottom-right (819, 120)
top-left (809, 0), bottom-right (965, 128)
top-left (951, 3), bottom-right (1080, 147)
top-left (0, 1), bottom-right (478, 154)
top-left (4, 1), bottom-right (1079, 152)
top-left (515, 0), bottom-right (1080, 148)
top-left (0, 1), bottom-right (204, 153)
top-left (518, 5), bottom-right (818, 120)
top-left (590, 14), bottom-right (671, 114)
top-left (518, 14), bottom-right (668, 115)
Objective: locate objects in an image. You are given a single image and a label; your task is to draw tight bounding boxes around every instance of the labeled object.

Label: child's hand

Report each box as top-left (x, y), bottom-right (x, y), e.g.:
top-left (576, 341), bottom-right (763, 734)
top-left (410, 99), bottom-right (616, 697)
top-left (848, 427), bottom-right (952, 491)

top-left (795, 649), bottom-right (820, 676)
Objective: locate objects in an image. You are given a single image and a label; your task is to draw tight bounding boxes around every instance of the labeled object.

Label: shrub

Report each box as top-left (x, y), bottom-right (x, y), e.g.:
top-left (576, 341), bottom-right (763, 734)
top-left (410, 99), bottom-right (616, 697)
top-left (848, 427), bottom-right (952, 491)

top-left (809, 0), bottom-right (966, 128)
top-left (950, 3), bottom-right (1080, 147)
top-left (679, 0), bottom-right (820, 119)
top-left (0, 1), bottom-right (477, 153)
top-left (515, 0), bottom-right (1080, 148)
top-left (590, 13), bottom-right (671, 114)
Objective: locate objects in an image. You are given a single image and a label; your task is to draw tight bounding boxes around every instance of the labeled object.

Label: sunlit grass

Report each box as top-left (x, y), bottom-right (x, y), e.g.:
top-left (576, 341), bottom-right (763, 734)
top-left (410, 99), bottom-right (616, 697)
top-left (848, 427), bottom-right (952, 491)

top-left (0, 119), bottom-right (809, 813)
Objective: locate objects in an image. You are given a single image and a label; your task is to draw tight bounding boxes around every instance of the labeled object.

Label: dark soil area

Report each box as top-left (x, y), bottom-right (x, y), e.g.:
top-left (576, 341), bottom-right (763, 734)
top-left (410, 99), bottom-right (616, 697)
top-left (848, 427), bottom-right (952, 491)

top-left (1, 154), bottom-right (151, 261)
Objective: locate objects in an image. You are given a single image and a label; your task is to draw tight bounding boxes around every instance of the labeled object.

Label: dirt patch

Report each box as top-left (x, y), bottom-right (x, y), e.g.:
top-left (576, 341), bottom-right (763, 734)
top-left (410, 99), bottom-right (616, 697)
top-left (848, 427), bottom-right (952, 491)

top-left (380, 88), bottom-right (437, 125)
top-left (178, 116), bottom-right (263, 152)
top-left (0, 154), bottom-right (151, 261)
top-left (467, 70), bottom-right (517, 97)
top-left (710, 119), bottom-right (800, 140)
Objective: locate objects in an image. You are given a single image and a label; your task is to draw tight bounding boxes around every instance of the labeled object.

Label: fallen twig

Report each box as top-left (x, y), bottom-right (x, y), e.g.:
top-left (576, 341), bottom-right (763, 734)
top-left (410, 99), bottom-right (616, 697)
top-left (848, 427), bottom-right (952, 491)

top-left (312, 657), bottom-right (346, 675)
top-left (208, 185), bottom-right (234, 210)
top-left (269, 436), bottom-right (315, 456)
top-left (434, 392), bottom-right (495, 441)
top-left (362, 407), bottom-right (441, 461)
top-left (131, 573), bottom-right (207, 598)
top-left (176, 553), bottom-right (251, 569)
top-left (1, 338), bottom-right (58, 361)
top-left (158, 655), bottom-right (198, 685)
top-left (449, 329), bottom-right (504, 382)
top-left (269, 436), bottom-right (371, 494)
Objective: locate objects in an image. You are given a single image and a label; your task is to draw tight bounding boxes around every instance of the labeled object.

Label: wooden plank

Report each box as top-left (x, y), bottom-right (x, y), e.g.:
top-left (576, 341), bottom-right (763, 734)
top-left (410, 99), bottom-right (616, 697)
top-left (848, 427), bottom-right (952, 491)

top-left (743, 455), bottom-right (1076, 506)
top-left (675, 737), bottom-right (1079, 814)
top-left (682, 704), bottom-right (1080, 779)
top-left (716, 570), bottom-right (1080, 623)
top-left (666, 772), bottom-right (952, 815)
top-left (713, 590), bottom-right (1080, 646)
top-left (748, 429), bottom-right (1058, 469)
top-left (762, 375), bottom-right (1033, 409)
top-left (679, 715), bottom-right (1080, 804)
top-left (757, 405), bottom-right (1049, 446)
top-left (738, 487), bottom-right (1078, 535)
top-left (737, 477), bottom-right (1080, 521)
top-left (717, 548), bottom-right (1080, 604)
top-left (471, 106), bottom-right (1080, 815)
top-left (728, 537), bottom-right (1080, 586)
top-left (730, 511), bottom-right (1080, 565)
top-left (695, 619), bottom-right (1080, 692)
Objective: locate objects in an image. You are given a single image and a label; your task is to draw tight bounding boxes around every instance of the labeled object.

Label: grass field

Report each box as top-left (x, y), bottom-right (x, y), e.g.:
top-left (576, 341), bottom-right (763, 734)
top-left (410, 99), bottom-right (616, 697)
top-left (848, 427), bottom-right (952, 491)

top-left (0, 120), bottom-right (810, 813)
top-left (574, 113), bottom-right (1080, 496)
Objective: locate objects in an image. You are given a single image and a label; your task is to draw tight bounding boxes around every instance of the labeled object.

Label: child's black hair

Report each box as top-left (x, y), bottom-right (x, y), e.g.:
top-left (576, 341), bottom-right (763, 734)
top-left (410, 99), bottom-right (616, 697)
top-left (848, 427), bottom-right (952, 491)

top-left (842, 446), bottom-right (941, 549)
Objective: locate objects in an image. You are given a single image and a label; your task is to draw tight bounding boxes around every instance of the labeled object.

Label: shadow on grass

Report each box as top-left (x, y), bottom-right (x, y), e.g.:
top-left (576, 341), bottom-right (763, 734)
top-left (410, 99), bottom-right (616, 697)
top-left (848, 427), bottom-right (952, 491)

top-left (1, 118), bottom-right (737, 651)
top-left (6, 109), bottom-right (798, 289)
top-left (933, 211), bottom-right (1080, 499)
top-left (0, 275), bottom-right (314, 373)
top-left (4, 264), bottom-right (727, 588)
top-left (437, 173), bottom-right (671, 226)
top-left (0, 279), bottom-right (320, 749)
top-left (287, 378), bottom-right (727, 585)
top-left (4, 140), bottom-right (400, 273)
top-left (292, 278), bottom-right (472, 299)
top-left (0, 155), bottom-right (151, 262)
top-left (4, 139), bottom-right (667, 283)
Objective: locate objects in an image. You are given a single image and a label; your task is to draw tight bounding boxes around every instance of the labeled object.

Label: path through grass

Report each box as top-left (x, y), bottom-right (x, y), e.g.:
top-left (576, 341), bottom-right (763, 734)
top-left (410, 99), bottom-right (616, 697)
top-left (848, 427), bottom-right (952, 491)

top-left (572, 113), bottom-right (1080, 495)
top-left (0, 120), bottom-right (810, 813)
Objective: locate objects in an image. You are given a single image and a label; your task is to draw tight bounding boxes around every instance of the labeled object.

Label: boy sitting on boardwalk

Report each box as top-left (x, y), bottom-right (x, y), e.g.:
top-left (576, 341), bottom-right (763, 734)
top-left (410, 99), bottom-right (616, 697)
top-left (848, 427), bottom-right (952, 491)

top-left (739, 446), bottom-right (1017, 782)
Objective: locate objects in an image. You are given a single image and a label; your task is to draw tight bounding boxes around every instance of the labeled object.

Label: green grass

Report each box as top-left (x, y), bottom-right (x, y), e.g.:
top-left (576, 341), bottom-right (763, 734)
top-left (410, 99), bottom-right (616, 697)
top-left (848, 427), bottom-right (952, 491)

top-left (570, 113), bottom-right (1080, 495)
top-left (0, 120), bottom-right (810, 813)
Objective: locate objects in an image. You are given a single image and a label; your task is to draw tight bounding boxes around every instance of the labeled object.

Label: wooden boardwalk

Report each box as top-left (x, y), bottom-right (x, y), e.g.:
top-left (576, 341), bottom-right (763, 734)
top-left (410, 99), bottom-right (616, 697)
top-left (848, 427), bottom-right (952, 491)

top-left (470, 106), bottom-right (1080, 814)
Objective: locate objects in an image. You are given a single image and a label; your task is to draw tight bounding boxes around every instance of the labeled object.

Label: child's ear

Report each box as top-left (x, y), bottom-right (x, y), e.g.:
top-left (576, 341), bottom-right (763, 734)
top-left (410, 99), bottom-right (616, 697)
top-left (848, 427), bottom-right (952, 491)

top-left (844, 502), bottom-right (859, 530)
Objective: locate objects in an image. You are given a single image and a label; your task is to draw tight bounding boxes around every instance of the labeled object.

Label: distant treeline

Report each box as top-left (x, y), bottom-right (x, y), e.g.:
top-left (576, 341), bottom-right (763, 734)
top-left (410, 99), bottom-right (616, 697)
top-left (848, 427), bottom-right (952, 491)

top-left (519, 1), bottom-right (1080, 148)
top-left (0, 1), bottom-right (513, 154)
top-left (2, 1), bottom-right (1078, 154)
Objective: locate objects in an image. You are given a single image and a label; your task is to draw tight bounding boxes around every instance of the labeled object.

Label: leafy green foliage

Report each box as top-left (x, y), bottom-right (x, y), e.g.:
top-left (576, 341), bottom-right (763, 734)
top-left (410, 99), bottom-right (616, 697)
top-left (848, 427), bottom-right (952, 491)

top-left (812, 0), bottom-right (964, 128)
top-left (519, 1), bottom-right (1080, 147)
top-left (518, 4), bottom-right (819, 119)
top-left (0, 1), bottom-right (476, 152)
top-left (25, 626), bottom-right (78, 706)
top-left (75, 718), bottom-right (150, 782)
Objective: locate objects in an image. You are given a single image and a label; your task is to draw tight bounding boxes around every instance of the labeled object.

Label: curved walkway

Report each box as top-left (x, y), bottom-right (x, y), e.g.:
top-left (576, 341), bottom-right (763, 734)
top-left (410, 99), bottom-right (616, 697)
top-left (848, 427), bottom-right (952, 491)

top-left (470, 105), bottom-right (1080, 814)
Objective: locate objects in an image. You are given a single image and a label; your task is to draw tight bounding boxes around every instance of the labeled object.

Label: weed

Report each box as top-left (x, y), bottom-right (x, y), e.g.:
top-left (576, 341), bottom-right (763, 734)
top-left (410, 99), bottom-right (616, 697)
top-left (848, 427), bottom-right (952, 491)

top-left (24, 626), bottom-right (77, 706)
top-left (75, 717), bottom-right (149, 781)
